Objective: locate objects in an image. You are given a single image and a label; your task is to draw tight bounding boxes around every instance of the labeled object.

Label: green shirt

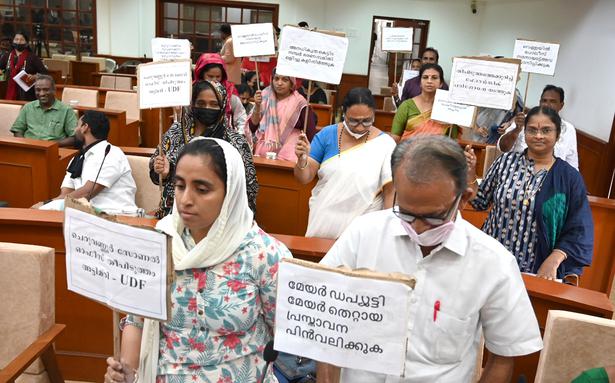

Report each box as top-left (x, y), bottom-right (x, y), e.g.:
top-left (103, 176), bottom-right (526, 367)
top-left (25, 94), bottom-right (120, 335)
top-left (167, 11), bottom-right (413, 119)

top-left (573, 367), bottom-right (610, 383)
top-left (10, 99), bottom-right (77, 141)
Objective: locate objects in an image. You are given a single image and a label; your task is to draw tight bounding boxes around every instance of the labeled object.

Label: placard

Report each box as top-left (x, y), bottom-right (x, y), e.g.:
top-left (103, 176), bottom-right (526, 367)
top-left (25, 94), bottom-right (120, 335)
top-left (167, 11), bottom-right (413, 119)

top-left (151, 38), bottom-right (191, 62)
top-left (431, 89), bottom-right (477, 127)
top-left (231, 23), bottom-right (276, 58)
top-left (274, 259), bottom-right (414, 376)
top-left (276, 26), bottom-right (349, 84)
top-left (64, 207), bottom-right (170, 320)
top-left (513, 39), bottom-right (560, 76)
top-left (138, 60), bottom-right (192, 108)
top-left (449, 57), bottom-right (520, 110)
top-left (381, 27), bottom-right (413, 52)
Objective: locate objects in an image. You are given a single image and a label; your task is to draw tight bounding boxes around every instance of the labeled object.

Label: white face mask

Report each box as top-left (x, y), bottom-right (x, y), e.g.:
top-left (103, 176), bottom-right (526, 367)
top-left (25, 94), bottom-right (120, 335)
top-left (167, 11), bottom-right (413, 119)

top-left (343, 120), bottom-right (369, 139)
top-left (400, 219), bottom-right (455, 247)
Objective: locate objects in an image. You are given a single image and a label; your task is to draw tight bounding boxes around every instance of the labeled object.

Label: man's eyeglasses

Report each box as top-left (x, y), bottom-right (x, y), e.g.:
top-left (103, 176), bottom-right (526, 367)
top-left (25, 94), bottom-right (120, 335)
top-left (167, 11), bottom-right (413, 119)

top-left (392, 193), bottom-right (462, 226)
top-left (345, 117), bottom-right (374, 127)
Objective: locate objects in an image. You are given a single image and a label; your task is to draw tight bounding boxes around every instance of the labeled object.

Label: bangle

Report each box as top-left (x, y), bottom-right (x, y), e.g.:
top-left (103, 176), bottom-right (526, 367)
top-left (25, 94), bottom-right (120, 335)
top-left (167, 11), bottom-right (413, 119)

top-left (297, 158), bottom-right (309, 170)
top-left (469, 178), bottom-right (478, 185)
top-left (553, 249), bottom-right (568, 260)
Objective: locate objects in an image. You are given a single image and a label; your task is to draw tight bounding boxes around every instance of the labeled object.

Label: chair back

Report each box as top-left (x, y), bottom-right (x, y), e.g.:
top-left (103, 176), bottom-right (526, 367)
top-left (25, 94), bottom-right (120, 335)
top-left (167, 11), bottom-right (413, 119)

top-left (82, 56), bottom-right (107, 72)
top-left (105, 91), bottom-right (140, 121)
top-left (43, 58), bottom-right (70, 78)
top-left (61, 87), bottom-right (99, 108)
top-left (535, 310), bottom-right (615, 383)
top-left (100, 75), bottom-right (116, 89)
top-left (310, 104), bottom-right (333, 129)
top-left (126, 155), bottom-right (161, 212)
top-left (0, 104), bottom-right (22, 137)
top-left (115, 76), bottom-right (133, 90)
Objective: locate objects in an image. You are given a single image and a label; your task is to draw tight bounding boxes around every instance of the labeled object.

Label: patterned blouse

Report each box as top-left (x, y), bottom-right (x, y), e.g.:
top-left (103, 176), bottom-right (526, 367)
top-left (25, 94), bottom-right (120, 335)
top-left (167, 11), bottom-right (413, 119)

top-left (470, 151), bottom-right (549, 272)
top-left (125, 224), bottom-right (291, 382)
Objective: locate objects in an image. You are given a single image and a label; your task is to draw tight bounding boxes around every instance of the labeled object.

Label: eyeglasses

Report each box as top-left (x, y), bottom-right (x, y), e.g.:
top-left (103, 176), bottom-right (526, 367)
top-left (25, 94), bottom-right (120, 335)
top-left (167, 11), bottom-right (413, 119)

top-left (345, 117), bottom-right (374, 127)
top-left (392, 193), bottom-right (462, 226)
top-left (526, 127), bottom-right (555, 136)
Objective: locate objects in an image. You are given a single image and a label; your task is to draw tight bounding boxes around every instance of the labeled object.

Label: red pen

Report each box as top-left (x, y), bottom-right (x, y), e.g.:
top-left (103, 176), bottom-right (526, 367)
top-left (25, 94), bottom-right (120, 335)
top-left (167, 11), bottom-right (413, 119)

top-left (433, 300), bottom-right (440, 322)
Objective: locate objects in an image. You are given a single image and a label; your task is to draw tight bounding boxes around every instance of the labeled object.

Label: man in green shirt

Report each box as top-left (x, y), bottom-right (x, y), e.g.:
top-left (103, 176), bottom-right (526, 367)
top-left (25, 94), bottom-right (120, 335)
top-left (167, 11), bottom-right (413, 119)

top-left (11, 74), bottom-right (77, 147)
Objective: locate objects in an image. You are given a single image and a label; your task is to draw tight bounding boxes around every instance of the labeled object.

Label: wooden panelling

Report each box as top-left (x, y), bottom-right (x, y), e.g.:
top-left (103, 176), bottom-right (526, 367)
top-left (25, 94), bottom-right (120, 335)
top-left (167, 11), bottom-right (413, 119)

top-left (69, 61), bottom-right (99, 87)
top-left (577, 116), bottom-right (615, 197)
top-left (310, 103), bottom-right (333, 128)
top-left (337, 73), bottom-right (368, 108)
top-left (375, 110), bottom-right (395, 133)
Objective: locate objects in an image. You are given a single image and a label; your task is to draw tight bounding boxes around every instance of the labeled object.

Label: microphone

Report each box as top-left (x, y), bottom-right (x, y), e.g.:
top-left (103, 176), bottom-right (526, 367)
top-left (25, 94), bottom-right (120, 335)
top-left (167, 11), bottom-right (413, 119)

top-left (87, 144), bottom-right (112, 201)
top-left (259, 340), bottom-right (278, 383)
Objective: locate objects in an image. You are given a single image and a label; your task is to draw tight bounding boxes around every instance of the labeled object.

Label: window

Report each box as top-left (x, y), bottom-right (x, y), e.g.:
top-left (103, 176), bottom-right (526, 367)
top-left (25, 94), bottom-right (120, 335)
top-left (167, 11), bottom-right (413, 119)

top-left (0, 0), bottom-right (96, 57)
top-left (158, 0), bottom-right (278, 59)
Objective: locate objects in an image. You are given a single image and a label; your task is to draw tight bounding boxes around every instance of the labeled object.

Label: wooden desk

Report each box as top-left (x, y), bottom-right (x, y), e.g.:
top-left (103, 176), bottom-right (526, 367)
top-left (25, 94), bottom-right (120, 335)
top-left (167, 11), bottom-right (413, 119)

top-left (254, 156), bottom-right (316, 236)
top-left (0, 138), bottom-right (76, 208)
top-left (91, 72), bottom-right (137, 88)
top-left (69, 61), bottom-right (99, 86)
top-left (375, 110), bottom-right (395, 132)
top-left (310, 103), bottom-right (333, 128)
top-left (271, 234), bottom-right (334, 263)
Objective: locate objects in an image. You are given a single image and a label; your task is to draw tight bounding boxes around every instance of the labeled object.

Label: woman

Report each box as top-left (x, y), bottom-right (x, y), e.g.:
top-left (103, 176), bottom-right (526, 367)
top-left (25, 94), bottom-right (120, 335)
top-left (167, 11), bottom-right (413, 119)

top-left (298, 81), bottom-right (328, 104)
top-left (294, 88), bottom-right (396, 239)
top-left (244, 71), bottom-right (259, 93)
top-left (150, 80), bottom-right (258, 218)
top-left (390, 63), bottom-right (454, 142)
top-left (249, 70), bottom-right (317, 162)
top-left (0, 32), bottom-right (47, 101)
top-left (470, 106), bottom-right (593, 280)
top-left (105, 138), bottom-right (290, 383)
top-left (194, 53), bottom-right (247, 135)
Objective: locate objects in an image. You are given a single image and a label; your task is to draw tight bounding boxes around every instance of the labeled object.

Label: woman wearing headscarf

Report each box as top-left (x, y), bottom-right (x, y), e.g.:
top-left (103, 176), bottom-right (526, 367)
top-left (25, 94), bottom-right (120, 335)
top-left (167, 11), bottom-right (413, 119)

top-left (249, 70), bottom-right (317, 162)
top-left (106, 138), bottom-right (291, 383)
top-left (150, 80), bottom-right (258, 218)
top-left (0, 31), bottom-right (47, 100)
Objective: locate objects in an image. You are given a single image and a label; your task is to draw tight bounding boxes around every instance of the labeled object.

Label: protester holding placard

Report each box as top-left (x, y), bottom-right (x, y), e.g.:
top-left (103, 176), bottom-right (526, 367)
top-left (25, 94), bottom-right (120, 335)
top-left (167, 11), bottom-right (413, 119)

top-left (106, 138), bottom-right (290, 383)
top-left (219, 24), bottom-right (242, 85)
top-left (0, 31), bottom-right (47, 101)
top-left (194, 53), bottom-right (248, 135)
top-left (471, 106), bottom-right (593, 281)
top-left (391, 64), bottom-right (455, 142)
top-left (294, 87), bottom-right (395, 239)
top-left (249, 69), bottom-right (317, 162)
top-left (391, 47), bottom-right (448, 105)
top-left (317, 135), bottom-right (542, 382)
top-left (149, 80), bottom-right (258, 218)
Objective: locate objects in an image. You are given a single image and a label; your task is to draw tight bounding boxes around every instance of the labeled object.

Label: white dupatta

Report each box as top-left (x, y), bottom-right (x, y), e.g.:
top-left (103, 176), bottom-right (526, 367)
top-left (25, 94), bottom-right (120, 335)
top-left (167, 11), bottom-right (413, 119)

top-left (138, 137), bottom-right (253, 382)
top-left (305, 133), bottom-right (396, 239)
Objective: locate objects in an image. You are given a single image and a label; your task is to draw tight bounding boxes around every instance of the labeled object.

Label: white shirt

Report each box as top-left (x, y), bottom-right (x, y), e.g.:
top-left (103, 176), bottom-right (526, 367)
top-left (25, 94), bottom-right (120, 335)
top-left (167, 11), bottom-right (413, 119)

top-left (497, 119), bottom-right (579, 170)
top-left (61, 140), bottom-right (138, 215)
top-left (230, 94), bottom-right (247, 135)
top-left (320, 210), bottom-right (543, 383)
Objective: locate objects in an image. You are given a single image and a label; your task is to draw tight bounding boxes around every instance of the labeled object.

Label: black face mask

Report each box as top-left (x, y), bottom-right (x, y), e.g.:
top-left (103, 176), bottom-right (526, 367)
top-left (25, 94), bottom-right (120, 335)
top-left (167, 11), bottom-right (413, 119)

top-left (193, 107), bottom-right (221, 126)
top-left (12, 43), bottom-right (27, 52)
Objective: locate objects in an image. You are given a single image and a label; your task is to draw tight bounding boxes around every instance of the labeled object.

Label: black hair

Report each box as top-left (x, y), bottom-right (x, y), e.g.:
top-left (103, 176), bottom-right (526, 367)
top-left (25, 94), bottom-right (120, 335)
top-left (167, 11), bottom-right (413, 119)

top-left (342, 87), bottom-right (376, 112)
top-left (35, 74), bottom-right (56, 89)
top-left (423, 47), bottom-right (439, 61)
top-left (541, 85), bottom-right (565, 103)
top-left (411, 58), bottom-right (421, 64)
top-left (298, 21), bottom-right (309, 28)
top-left (419, 63), bottom-right (444, 82)
top-left (236, 83), bottom-right (253, 96)
top-left (220, 23), bottom-right (232, 36)
top-left (14, 31), bottom-right (29, 43)
top-left (274, 26), bottom-right (281, 34)
top-left (244, 71), bottom-right (257, 83)
top-left (192, 80), bottom-right (223, 107)
top-left (82, 111), bottom-right (110, 140)
top-left (176, 139), bottom-right (228, 188)
top-left (200, 63), bottom-right (225, 80)
top-left (0, 36), bottom-right (10, 42)
top-left (524, 106), bottom-right (562, 138)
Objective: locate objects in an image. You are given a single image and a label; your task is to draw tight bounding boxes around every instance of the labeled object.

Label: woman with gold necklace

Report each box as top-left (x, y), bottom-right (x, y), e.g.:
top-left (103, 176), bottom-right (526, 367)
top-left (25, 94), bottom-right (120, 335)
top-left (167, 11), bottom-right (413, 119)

top-left (470, 106), bottom-right (593, 281)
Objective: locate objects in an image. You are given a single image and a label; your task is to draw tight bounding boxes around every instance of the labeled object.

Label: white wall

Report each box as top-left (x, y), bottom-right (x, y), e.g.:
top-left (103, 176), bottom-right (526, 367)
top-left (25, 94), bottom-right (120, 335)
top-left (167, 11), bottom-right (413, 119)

top-left (97, 0), bottom-right (156, 58)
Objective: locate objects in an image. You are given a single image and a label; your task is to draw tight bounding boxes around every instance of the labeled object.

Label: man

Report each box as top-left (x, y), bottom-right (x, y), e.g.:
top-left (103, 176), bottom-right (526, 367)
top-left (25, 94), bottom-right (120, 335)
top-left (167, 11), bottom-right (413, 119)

top-left (392, 47), bottom-right (449, 105)
top-left (498, 85), bottom-right (579, 170)
top-left (50, 111), bottom-right (138, 215)
top-left (219, 23), bottom-right (241, 84)
top-left (10, 74), bottom-right (77, 147)
top-left (318, 136), bottom-right (543, 382)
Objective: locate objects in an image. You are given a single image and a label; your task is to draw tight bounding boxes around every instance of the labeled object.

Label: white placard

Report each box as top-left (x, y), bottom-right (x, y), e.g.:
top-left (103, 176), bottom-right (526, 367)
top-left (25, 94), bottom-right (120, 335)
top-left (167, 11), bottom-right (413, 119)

top-left (277, 26), bottom-right (349, 84)
top-left (231, 23), bottom-right (276, 58)
top-left (431, 89), bottom-right (477, 127)
top-left (151, 38), bottom-right (191, 62)
top-left (449, 57), bottom-right (520, 110)
top-left (274, 259), bottom-right (413, 376)
top-left (513, 39), bottom-right (560, 76)
top-left (63, 207), bottom-right (169, 320)
top-left (138, 60), bottom-right (192, 109)
top-left (381, 27), bottom-right (414, 52)
top-left (249, 56), bottom-right (271, 63)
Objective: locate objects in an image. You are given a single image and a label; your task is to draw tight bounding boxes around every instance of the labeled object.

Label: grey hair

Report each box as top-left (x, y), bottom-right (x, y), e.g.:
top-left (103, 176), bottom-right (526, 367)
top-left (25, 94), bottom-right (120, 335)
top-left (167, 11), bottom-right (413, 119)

top-left (391, 135), bottom-right (468, 194)
top-left (35, 74), bottom-right (56, 90)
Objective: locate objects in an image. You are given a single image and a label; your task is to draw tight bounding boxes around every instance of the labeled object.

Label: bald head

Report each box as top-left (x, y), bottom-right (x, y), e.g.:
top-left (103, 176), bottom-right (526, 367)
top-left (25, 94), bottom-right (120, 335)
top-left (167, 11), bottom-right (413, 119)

top-left (391, 136), bottom-right (468, 194)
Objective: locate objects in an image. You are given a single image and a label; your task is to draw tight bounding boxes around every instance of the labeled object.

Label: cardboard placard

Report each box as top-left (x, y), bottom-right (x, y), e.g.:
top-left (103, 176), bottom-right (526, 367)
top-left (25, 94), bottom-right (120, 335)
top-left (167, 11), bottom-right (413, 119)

top-left (274, 259), bottom-right (415, 376)
top-left (151, 38), bottom-right (191, 62)
top-left (276, 26), bottom-right (349, 84)
top-left (231, 22), bottom-right (276, 58)
top-left (63, 203), bottom-right (171, 320)
top-left (381, 27), bottom-right (414, 52)
top-left (431, 89), bottom-right (477, 127)
top-left (513, 39), bottom-right (560, 76)
top-left (449, 56), bottom-right (521, 110)
top-left (137, 60), bottom-right (192, 109)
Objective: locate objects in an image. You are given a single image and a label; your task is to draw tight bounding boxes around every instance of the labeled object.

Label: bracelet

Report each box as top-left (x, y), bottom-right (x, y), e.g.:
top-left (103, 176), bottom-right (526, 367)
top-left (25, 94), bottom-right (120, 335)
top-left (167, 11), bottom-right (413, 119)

top-left (297, 158), bottom-right (309, 170)
top-left (553, 249), bottom-right (568, 260)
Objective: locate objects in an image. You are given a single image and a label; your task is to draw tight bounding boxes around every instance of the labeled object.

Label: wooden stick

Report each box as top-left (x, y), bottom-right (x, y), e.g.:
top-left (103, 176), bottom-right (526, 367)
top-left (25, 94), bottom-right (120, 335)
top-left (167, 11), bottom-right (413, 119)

top-left (303, 80), bottom-right (312, 134)
top-left (394, 52), bottom-right (398, 85)
top-left (113, 311), bottom-right (121, 360)
top-left (255, 61), bottom-right (261, 91)
top-left (523, 72), bottom-right (531, 107)
top-left (158, 108), bottom-right (164, 191)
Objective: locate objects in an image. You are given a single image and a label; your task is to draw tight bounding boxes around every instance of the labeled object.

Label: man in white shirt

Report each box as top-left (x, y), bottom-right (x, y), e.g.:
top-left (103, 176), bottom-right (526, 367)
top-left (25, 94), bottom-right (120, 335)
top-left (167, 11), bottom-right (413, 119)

top-left (51, 110), bottom-right (139, 215)
top-left (317, 136), bottom-right (543, 383)
top-left (498, 85), bottom-right (579, 169)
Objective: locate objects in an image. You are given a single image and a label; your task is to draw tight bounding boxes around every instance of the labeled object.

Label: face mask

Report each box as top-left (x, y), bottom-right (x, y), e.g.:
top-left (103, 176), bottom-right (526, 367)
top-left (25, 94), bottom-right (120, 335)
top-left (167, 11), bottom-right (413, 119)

top-left (343, 120), bottom-right (369, 139)
top-left (400, 219), bottom-right (455, 247)
top-left (12, 43), bottom-right (26, 52)
top-left (193, 107), bottom-right (220, 126)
